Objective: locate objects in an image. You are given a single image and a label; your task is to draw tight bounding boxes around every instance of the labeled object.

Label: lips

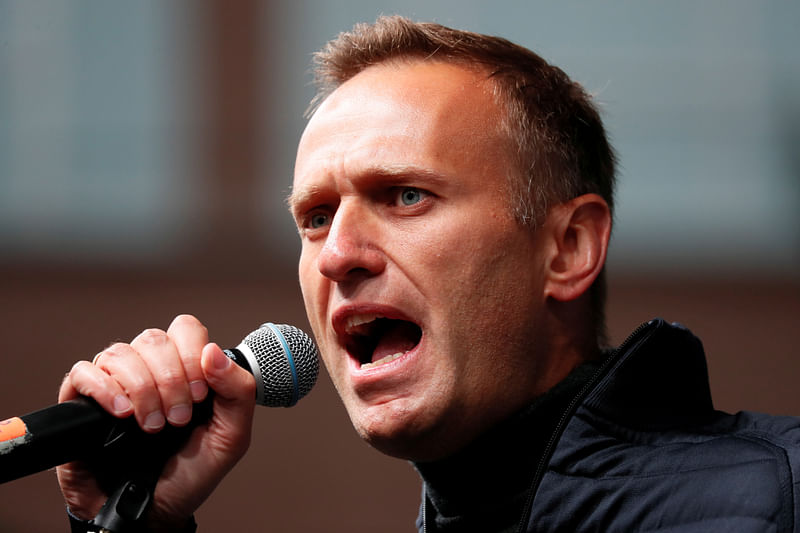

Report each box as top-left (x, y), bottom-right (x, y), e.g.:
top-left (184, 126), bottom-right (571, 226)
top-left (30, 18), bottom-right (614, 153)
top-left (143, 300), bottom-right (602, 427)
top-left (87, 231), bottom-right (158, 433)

top-left (337, 312), bottom-right (423, 370)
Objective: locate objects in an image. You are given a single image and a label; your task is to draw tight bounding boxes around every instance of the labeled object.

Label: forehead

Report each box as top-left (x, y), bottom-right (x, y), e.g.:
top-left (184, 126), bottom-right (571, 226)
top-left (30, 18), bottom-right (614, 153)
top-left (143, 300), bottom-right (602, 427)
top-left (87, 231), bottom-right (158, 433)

top-left (311, 59), bottom-right (499, 133)
top-left (291, 61), bottom-right (513, 208)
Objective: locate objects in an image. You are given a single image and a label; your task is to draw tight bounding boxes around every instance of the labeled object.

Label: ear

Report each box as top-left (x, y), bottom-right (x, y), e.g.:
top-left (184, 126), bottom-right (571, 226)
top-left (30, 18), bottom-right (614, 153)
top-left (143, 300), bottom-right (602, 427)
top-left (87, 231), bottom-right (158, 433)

top-left (542, 194), bottom-right (612, 302)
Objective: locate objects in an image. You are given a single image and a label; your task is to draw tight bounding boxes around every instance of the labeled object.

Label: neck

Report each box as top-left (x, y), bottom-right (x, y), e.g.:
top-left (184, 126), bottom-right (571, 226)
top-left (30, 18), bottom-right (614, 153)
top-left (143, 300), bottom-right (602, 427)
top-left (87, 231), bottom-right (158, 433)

top-left (413, 360), bottom-right (600, 532)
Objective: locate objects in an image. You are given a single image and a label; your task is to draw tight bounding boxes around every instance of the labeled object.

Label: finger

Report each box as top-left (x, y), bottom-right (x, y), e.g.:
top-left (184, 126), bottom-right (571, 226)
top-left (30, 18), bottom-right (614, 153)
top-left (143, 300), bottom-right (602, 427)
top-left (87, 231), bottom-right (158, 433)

top-left (200, 343), bottom-right (256, 456)
top-left (131, 328), bottom-right (194, 428)
top-left (166, 314), bottom-right (209, 403)
top-left (59, 360), bottom-right (133, 418)
top-left (95, 342), bottom-right (165, 432)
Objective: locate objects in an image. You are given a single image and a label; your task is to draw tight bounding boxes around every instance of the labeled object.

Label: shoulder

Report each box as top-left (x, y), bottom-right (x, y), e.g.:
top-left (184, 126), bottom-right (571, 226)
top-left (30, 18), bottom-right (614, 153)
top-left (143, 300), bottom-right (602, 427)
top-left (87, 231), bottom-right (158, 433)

top-left (535, 406), bottom-right (800, 532)
top-left (526, 319), bottom-right (800, 531)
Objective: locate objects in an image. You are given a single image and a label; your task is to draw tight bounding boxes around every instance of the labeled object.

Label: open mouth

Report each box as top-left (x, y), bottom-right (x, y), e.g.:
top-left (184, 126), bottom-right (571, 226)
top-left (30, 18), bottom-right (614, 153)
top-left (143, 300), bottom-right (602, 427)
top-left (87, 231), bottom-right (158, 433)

top-left (343, 315), bottom-right (422, 370)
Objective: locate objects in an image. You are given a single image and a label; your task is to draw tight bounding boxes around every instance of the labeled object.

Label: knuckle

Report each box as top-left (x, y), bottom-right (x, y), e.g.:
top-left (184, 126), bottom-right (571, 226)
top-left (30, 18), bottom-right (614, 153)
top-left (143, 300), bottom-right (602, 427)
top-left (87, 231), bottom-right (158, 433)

top-left (68, 361), bottom-right (97, 385)
top-left (179, 350), bottom-right (201, 365)
top-left (172, 314), bottom-right (201, 328)
top-left (64, 361), bottom-right (104, 400)
top-left (103, 342), bottom-right (130, 359)
top-left (156, 367), bottom-right (185, 389)
top-left (177, 346), bottom-right (203, 368)
top-left (70, 360), bottom-right (91, 374)
top-left (172, 314), bottom-right (208, 338)
top-left (137, 328), bottom-right (169, 346)
top-left (125, 375), bottom-right (154, 399)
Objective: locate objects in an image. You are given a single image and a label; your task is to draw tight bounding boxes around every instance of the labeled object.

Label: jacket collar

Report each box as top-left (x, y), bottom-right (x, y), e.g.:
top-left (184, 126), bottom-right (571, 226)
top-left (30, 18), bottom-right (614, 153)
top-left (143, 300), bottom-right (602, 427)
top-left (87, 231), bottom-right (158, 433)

top-left (584, 318), bottom-right (714, 430)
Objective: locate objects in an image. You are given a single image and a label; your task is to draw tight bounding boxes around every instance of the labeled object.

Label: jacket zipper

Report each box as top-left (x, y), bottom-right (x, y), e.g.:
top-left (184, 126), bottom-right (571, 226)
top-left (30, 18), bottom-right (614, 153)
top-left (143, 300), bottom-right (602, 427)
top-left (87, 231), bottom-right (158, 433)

top-left (513, 319), bottom-right (659, 532)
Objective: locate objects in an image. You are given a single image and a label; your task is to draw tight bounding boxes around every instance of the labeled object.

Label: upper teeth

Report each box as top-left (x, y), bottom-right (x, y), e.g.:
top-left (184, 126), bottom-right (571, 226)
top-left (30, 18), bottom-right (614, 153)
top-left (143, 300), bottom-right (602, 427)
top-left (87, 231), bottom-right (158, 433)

top-left (344, 314), bottom-right (383, 334)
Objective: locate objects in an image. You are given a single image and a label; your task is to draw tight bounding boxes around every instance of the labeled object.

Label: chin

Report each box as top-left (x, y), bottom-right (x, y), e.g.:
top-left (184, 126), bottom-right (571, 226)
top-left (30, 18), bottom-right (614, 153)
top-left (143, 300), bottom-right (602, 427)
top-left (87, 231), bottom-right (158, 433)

top-left (362, 432), bottom-right (441, 461)
top-left (353, 412), bottom-right (460, 462)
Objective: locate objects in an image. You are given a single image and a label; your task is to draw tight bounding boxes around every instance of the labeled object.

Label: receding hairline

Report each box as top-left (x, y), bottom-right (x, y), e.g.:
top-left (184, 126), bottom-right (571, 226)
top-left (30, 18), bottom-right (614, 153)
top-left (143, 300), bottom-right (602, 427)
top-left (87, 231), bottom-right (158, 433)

top-left (306, 51), bottom-right (502, 119)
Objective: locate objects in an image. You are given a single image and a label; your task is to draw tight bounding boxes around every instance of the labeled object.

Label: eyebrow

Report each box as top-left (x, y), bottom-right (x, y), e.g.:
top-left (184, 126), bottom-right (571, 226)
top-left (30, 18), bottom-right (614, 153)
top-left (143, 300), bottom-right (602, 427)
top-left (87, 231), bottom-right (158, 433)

top-left (286, 184), bottom-right (323, 217)
top-left (287, 164), bottom-right (449, 215)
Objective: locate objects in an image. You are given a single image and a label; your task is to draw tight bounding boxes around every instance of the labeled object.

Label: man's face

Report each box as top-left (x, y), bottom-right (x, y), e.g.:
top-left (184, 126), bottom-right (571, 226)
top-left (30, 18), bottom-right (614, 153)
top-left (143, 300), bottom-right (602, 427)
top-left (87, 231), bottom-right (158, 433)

top-left (291, 61), bottom-right (552, 460)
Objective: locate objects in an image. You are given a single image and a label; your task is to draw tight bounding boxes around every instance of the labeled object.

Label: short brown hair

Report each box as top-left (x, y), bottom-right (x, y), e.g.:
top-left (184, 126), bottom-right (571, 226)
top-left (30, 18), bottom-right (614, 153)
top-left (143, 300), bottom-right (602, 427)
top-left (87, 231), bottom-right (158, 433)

top-left (310, 16), bottom-right (616, 345)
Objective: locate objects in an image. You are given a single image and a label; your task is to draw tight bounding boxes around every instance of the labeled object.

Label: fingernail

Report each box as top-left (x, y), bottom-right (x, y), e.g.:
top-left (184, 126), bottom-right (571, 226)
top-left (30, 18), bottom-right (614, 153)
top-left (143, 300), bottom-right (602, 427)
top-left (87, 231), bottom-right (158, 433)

top-left (213, 349), bottom-right (231, 370)
top-left (167, 404), bottom-right (192, 425)
top-left (144, 411), bottom-right (165, 431)
top-left (112, 395), bottom-right (132, 414)
top-left (190, 380), bottom-right (208, 402)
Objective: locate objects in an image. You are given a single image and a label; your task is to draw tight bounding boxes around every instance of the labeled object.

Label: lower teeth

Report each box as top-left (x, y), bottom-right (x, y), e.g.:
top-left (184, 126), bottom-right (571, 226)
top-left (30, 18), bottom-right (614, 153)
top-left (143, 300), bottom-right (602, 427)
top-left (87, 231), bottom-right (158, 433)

top-left (361, 352), bottom-right (405, 370)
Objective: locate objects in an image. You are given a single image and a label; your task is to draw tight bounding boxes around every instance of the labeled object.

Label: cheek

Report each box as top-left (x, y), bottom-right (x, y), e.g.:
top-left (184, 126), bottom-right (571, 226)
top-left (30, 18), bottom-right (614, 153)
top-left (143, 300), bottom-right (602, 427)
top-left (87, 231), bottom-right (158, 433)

top-left (422, 229), bottom-right (511, 295)
top-left (297, 248), bottom-right (346, 376)
top-left (298, 250), bottom-right (320, 305)
top-left (430, 230), bottom-right (540, 336)
top-left (297, 251), bottom-right (330, 344)
top-left (318, 342), bottom-right (342, 380)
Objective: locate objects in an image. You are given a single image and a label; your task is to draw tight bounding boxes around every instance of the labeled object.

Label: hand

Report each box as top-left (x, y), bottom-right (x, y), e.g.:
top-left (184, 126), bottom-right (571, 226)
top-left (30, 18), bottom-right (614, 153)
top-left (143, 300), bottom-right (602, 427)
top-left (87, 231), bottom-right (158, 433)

top-left (56, 315), bottom-right (256, 531)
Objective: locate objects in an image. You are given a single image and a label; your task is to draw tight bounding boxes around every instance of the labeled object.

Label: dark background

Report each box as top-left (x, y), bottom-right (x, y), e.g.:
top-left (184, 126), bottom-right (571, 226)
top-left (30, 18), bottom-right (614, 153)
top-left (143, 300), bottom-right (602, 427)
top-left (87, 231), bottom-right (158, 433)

top-left (1, 2), bottom-right (798, 531)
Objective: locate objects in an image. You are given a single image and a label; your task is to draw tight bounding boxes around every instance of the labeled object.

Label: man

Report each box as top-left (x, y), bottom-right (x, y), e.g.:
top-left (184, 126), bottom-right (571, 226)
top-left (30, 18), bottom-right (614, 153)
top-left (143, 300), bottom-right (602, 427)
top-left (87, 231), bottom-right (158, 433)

top-left (59, 16), bottom-right (800, 532)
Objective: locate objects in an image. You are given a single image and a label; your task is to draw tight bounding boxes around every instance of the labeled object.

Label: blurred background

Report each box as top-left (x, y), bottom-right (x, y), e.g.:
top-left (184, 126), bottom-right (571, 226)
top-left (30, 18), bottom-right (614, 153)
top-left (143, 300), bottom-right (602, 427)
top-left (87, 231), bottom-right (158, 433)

top-left (0, 1), bottom-right (797, 531)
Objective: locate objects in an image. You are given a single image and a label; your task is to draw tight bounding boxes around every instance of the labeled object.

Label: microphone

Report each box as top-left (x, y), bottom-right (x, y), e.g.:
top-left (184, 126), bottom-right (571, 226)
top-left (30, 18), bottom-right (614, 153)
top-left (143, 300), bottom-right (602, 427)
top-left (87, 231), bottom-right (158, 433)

top-left (0, 322), bottom-right (319, 484)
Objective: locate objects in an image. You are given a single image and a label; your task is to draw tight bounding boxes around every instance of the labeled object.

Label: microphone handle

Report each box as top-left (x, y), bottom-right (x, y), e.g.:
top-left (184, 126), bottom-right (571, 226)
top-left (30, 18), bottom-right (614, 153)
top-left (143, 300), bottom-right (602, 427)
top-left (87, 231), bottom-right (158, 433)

top-left (0, 347), bottom-right (252, 484)
top-left (1, 397), bottom-right (119, 484)
top-left (0, 396), bottom-right (213, 484)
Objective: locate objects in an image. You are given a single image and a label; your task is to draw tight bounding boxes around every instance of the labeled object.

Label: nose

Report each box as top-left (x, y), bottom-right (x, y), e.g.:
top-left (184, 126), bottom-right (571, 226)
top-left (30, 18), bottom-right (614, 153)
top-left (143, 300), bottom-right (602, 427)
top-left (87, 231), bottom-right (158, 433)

top-left (317, 201), bottom-right (386, 282)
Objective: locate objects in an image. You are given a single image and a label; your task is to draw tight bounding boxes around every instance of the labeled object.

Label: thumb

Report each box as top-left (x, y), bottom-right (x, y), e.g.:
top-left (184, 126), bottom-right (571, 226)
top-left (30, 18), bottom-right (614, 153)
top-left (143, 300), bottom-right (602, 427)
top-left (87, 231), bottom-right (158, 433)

top-left (200, 343), bottom-right (255, 449)
top-left (144, 344), bottom-right (255, 523)
top-left (201, 343), bottom-right (256, 400)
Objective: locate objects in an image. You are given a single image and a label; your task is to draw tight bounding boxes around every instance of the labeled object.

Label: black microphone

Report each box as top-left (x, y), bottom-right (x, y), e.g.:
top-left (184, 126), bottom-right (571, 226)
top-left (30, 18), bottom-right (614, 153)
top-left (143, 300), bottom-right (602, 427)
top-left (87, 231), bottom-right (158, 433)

top-left (0, 322), bottom-right (319, 484)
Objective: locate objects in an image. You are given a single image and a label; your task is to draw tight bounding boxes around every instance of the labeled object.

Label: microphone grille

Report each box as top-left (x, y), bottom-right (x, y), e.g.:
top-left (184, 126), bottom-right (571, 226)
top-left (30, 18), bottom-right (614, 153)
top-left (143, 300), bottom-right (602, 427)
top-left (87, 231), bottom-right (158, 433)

top-left (241, 323), bottom-right (319, 407)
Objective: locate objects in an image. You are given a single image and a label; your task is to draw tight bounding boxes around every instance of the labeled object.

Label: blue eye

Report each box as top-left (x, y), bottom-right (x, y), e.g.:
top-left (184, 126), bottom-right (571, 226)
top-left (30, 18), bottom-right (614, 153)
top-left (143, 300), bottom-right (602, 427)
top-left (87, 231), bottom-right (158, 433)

top-left (399, 187), bottom-right (423, 206)
top-left (309, 213), bottom-right (329, 229)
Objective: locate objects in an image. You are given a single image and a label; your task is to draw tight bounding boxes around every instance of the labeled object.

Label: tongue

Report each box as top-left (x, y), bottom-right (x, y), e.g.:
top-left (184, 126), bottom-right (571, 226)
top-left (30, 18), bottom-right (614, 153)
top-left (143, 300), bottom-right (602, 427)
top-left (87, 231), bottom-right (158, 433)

top-left (371, 321), bottom-right (419, 363)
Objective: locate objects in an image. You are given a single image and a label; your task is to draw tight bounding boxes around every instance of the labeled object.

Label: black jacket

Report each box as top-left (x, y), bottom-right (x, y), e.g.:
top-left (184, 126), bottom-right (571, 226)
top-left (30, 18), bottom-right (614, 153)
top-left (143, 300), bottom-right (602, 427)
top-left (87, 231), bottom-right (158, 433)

top-left (420, 319), bottom-right (800, 532)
